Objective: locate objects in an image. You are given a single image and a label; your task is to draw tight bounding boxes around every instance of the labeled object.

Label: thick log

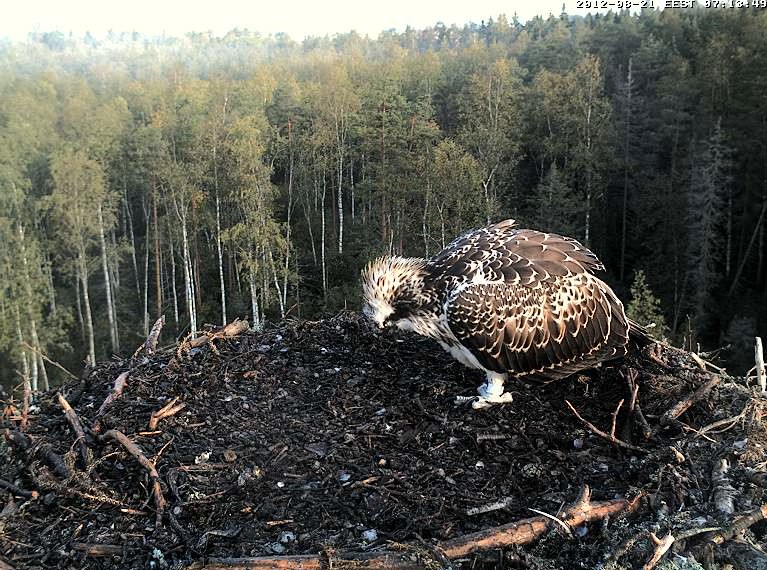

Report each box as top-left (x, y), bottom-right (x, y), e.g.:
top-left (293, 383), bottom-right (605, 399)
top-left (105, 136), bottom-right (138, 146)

top-left (134, 315), bottom-right (165, 358)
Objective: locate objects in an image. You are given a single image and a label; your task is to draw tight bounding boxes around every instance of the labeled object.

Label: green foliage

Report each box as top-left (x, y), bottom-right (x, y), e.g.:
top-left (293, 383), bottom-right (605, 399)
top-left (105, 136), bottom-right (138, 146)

top-left (626, 270), bottom-right (668, 339)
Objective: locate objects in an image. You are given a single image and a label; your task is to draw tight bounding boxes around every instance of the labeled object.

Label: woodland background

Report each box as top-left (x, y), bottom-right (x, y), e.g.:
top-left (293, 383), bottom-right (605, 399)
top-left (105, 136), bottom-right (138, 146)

top-left (1, 7), bottom-right (766, 392)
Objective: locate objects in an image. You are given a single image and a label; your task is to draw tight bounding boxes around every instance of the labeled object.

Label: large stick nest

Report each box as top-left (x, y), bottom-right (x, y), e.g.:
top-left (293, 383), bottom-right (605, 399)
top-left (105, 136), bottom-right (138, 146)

top-left (2, 313), bottom-right (767, 569)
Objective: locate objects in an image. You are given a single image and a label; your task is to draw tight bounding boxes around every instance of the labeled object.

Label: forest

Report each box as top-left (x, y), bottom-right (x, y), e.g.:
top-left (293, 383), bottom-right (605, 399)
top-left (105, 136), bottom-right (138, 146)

top-left (1, 6), bottom-right (766, 393)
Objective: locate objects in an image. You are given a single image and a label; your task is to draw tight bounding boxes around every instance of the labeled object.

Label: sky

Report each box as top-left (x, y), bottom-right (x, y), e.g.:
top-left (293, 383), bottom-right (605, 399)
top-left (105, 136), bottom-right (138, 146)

top-left (0, 0), bottom-right (615, 41)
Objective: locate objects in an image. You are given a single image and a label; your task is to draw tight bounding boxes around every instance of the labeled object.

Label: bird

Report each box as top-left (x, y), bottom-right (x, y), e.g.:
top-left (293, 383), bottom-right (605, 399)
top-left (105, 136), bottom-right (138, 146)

top-left (361, 219), bottom-right (649, 409)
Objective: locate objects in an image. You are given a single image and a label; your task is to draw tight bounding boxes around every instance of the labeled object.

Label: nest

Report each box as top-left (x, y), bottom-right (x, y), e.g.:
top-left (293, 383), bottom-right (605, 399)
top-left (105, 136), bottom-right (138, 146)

top-left (2, 313), bottom-right (767, 569)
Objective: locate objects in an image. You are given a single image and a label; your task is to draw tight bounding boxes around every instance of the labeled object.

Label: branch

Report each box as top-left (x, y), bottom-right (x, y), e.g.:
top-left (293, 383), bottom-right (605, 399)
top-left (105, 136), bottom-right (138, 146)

top-left (101, 429), bottom-right (166, 527)
top-left (642, 533), bottom-right (674, 570)
top-left (91, 372), bottom-right (130, 434)
top-left (4, 428), bottom-right (70, 479)
top-left (0, 479), bottom-right (37, 499)
top-left (133, 315), bottom-right (166, 358)
top-left (148, 397), bottom-right (186, 430)
top-left (655, 377), bottom-right (720, 433)
top-left (57, 392), bottom-right (89, 468)
top-left (185, 486), bottom-right (642, 569)
top-left (188, 319), bottom-right (249, 349)
top-left (20, 341), bottom-right (78, 381)
top-left (564, 401), bottom-right (646, 453)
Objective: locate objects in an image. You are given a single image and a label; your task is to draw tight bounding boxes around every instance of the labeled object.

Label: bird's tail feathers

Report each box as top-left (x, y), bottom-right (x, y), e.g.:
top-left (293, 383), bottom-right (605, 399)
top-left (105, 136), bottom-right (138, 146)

top-left (628, 319), bottom-right (654, 347)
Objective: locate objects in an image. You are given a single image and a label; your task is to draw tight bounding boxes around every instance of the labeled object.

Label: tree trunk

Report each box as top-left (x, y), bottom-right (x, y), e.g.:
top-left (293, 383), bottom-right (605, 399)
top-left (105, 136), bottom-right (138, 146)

top-left (213, 145), bottom-right (227, 325)
top-left (269, 249), bottom-right (285, 319)
top-left (620, 58), bottom-right (632, 282)
top-left (168, 233), bottom-right (180, 327)
top-left (143, 200), bottom-right (151, 336)
top-left (321, 169), bottom-right (328, 298)
top-left (98, 206), bottom-right (119, 354)
top-left (79, 251), bottom-right (96, 367)
top-left (123, 173), bottom-right (142, 310)
top-left (180, 216), bottom-right (197, 334)
top-left (153, 192), bottom-right (163, 319)
top-left (248, 266), bottom-right (260, 330)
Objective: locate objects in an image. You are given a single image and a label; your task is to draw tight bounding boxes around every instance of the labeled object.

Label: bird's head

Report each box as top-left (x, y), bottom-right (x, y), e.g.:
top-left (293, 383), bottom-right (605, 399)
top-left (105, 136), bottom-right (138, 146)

top-left (361, 256), bottom-right (428, 329)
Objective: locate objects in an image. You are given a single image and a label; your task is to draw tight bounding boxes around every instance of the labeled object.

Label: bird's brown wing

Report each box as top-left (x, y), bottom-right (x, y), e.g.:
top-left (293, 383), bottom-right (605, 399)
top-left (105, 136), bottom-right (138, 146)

top-left (445, 273), bottom-right (629, 380)
top-left (429, 220), bottom-right (604, 286)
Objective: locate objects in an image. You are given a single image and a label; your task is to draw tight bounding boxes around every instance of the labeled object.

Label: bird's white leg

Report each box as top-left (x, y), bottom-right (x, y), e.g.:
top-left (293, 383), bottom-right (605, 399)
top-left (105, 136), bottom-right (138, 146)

top-left (472, 371), bottom-right (513, 409)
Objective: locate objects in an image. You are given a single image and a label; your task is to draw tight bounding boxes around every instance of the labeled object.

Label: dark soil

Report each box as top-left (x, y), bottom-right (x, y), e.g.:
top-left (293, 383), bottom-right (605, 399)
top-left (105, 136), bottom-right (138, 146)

top-left (2, 313), bottom-right (767, 569)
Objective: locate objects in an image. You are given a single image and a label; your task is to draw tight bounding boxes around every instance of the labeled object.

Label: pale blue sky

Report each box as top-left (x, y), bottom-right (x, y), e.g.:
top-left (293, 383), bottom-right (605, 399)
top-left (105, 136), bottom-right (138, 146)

top-left (1, 0), bottom-right (617, 41)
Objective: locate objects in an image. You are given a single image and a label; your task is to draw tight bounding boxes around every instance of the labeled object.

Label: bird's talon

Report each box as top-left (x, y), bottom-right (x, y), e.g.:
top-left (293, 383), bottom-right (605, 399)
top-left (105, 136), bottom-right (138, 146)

top-left (471, 392), bottom-right (514, 409)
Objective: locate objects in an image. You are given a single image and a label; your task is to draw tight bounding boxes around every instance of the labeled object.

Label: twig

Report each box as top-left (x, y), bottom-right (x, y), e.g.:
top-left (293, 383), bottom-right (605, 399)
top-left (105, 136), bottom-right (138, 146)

top-left (635, 403), bottom-right (653, 440)
top-left (465, 497), bottom-right (512, 516)
top-left (527, 508), bottom-right (573, 538)
top-left (610, 399), bottom-right (625, 441)
top-left (188, 319), bottom-right (249, 349)
top-left (57, 392), bottom-right (89, 468)
top-left (148, 397), bottom-right (187, 430)
top-left (655, 377), bottom-right (721, 431)
top-left (133, 315), bottom-right (165, 358)
top-left (101, 429), bottom-right (166, 526)
top-left (564, 401), bottom-right (646, 453)
top-left (91, 372), bottom-right (129, 434)
top-left (642, 533), bottom-right (674, 570)
top-left (185, 486), bottom-right (642, 569)
top-left (72, 543), bottom-right (123, 557)
top-left (0, 479), bottom-right (37, 499)
top-left (20, 341), bottom-right (78, 381)
top-left (20, 375), bottom-right (30, 431)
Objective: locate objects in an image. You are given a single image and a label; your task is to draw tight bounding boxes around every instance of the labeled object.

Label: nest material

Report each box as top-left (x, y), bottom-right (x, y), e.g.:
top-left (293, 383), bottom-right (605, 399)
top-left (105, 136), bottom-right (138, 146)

top-left (1, 313), bottom-right (767, 569)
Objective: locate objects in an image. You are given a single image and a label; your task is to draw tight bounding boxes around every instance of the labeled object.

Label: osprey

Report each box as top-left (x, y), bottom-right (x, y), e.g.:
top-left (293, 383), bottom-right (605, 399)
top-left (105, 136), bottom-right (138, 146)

top-left (362, 220), bottom-right (647, 409)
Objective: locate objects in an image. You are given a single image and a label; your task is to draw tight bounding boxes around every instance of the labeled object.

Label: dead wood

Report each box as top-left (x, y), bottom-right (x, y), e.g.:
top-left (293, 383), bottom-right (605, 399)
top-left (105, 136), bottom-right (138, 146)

top-left (148, 397), bottom-right (186, 430)
top-left (655, 376), bottom-right (721, 432)
top-left (91, 371), bottom-right (129, 434)
top-left (707, 503), bottom-right (767, 546)
top-left (0, 479), bottom-right (37, 499)
top-left (72, 543), bottom-right (123, 557)
top-left (0, 559), bottom-right (16, 570)
top-left (57, 392), bottom-right (89, 468)
top-left (712, 458), bottom-right (736, 515)
top-left (100, 429), bottom-right (166, 526)
top-left (134, 315), bottom-right (165, 358)
top-left (4, 429), bottom-right (69, 479)
top-left (186, 486), bottom-right (641, 569)
top-left (564, 400), bottom-right (645, 453)
top-left (20, 378), bottom-right (30, 431)
top-left (188, 319), bottom-right (249, 349)
top-left (642, 532), bottom-right (674, 570)
top-left (20, 341), bottom-right (79, 381)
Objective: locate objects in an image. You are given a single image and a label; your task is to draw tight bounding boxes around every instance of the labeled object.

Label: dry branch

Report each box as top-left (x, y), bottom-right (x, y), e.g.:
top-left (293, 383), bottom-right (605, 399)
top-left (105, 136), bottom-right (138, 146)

top-left (72, 543), bottom-right (123, 557)
top-left (148, 397), bottom-right (186, 430)
top-left (4, 428), bottom-right (69, 479)
top-left (20, 341), bottom-right (78, 381)
top-left (707, 503), bottom-right (767, 546)
top-left (0, 479), bottom-right (37, 499)
top-left (20, 377), bottom-right (30, 431)
top-left (655, 377), bottom-right (721, 431)
top-left (101, 429), bottom-right (166, 526)
top-left (564, 400), bottom-right (646, 453)
top-left (642, 532), bottom-right (674, 570)
top-left (91, 372), bottom-right (129, 434)
top-left (57, 392), bottom-right (89, 468)
top-left (186, 486), bottom-right (642, 569)
top-left (756, 337), bottom-right (766, 393)
top-left (188, 319), bottom-right (249, 349)
top-left (134, 315), bottom-right (165, 358)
